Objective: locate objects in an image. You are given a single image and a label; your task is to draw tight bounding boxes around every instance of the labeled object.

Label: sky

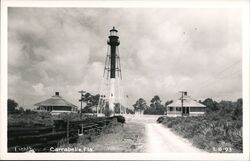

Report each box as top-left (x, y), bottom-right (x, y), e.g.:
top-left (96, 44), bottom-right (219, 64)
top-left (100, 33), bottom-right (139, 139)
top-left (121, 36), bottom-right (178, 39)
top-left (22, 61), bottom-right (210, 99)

top-left (8, 8), bottom-right (242, 109)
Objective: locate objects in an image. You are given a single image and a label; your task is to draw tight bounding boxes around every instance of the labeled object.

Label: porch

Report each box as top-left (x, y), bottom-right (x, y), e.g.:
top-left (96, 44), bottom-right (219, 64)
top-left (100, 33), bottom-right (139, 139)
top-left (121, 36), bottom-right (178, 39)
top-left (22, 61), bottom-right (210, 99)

top-left (166, 106), bottom-right (190, 117)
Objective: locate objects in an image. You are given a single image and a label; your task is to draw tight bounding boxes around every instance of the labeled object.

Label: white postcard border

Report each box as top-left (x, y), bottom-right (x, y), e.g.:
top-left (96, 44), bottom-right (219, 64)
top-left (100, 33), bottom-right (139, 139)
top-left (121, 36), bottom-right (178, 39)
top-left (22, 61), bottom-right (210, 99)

top-left (1, 0), bottom-right (249, 160)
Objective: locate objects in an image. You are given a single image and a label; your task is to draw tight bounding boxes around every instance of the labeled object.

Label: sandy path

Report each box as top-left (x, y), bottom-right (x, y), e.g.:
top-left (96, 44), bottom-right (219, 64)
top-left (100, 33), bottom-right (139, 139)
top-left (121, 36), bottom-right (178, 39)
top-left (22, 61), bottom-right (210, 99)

top-left (126, 115), bottom-right (204, 153)
top-left (77, 115), bottom-right (205, 153)
top-left (146, 123), bottom-right (205, 153)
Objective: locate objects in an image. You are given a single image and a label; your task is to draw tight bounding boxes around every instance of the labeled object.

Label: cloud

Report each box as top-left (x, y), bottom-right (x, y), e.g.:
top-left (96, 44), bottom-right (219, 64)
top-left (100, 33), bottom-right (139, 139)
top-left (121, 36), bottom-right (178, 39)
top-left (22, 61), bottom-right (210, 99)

top-left (8, 8), bottom-right (242, 108)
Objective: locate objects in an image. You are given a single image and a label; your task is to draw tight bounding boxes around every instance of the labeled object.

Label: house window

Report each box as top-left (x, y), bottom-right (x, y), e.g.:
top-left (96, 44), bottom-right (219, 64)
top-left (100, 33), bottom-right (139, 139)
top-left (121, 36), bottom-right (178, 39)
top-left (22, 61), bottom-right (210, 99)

top-left (169, 107), bottom-right (173, 111)
top-left (176, 107), bottom-right (182, 111)
top-left (190, 107), bottom-right (204, 112)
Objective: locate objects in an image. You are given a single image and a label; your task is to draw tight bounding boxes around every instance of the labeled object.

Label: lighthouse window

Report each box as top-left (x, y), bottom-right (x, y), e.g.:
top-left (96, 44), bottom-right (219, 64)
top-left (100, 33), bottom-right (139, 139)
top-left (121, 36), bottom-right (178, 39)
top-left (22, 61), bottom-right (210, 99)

top-left (110, 30), bottom-right (117, 36)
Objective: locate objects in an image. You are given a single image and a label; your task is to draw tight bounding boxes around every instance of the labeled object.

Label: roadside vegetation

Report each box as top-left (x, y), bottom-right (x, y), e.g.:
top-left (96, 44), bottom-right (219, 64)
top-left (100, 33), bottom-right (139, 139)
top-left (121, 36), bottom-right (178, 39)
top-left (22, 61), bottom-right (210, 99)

top-left (157, 98), bottom-right (243, 153)
top-left (72, 118), bottom-right (145, 152)
top-left (8, 98), bottom-right (130, 152)
top-left (56, 116), bottom-right (131, 152)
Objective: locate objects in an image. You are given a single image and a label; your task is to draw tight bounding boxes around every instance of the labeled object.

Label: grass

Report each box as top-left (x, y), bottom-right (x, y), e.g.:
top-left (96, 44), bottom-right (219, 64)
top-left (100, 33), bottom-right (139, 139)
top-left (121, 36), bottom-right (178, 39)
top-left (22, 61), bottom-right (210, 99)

top-left (8, 112), bottom-right (126, 153)
top-left (8, 112), bottom-right (54, 127)
top-left (8, 112), bottom-right (95, 127)
top-left (61, 118), bottom-right (146, 153)
top-left (158, 115), bottom-right (242, 153)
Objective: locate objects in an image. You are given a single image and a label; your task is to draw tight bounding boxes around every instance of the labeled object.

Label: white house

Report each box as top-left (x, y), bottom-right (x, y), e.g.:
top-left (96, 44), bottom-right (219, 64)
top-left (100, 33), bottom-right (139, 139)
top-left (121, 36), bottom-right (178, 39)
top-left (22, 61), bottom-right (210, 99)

top-left (166, 92), bottom-right (206, 117)
top-left (34, 92), bottom-right (78, 115)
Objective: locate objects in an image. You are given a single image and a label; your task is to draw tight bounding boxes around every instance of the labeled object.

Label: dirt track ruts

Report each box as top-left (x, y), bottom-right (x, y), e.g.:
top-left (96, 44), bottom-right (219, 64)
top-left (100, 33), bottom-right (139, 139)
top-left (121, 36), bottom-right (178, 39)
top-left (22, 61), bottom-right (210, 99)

top-left (127, 115), bottom-right (205, 153)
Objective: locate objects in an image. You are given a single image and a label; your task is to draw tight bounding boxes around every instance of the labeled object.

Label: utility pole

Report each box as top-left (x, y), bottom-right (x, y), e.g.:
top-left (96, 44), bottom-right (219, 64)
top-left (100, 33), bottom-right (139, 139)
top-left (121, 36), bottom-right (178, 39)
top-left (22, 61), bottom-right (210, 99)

top-left (79, 90), bottom-right (86, 119)
top-left (179, 91), bottom-right (186, 117)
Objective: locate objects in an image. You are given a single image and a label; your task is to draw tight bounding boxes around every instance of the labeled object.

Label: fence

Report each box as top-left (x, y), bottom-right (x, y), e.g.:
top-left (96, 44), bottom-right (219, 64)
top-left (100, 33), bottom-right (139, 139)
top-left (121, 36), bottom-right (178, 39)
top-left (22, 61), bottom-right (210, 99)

top-left (8, 117), bottom-right (112, 152)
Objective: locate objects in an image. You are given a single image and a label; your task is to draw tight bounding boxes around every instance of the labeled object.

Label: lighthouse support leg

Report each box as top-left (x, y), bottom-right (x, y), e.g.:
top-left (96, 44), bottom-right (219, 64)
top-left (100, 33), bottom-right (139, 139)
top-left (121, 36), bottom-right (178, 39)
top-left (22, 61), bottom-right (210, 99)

top-left (109, 78), bottom-right (115, 116)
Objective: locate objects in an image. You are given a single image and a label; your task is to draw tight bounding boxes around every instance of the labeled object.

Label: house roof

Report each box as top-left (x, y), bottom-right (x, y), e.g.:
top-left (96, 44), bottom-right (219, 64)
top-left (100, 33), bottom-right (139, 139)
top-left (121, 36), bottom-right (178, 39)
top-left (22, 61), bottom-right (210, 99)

top-left (167, 95), bottom-right (206, 107)
top-left (34, 94), bottom-right (77, 107)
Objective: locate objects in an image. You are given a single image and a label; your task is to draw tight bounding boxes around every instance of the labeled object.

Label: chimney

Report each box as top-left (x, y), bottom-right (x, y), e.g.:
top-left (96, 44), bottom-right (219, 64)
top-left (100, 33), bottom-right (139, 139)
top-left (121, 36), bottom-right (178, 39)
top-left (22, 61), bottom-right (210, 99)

top-left (55, 92), bottom-right (59, 96)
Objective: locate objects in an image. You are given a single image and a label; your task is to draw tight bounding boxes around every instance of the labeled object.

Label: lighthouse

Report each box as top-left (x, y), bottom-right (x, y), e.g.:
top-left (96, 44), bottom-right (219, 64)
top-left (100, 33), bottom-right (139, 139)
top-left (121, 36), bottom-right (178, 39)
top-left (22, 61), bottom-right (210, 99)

top-left (97, 27), bottom-right (124, 116)
top-left (108, 27), bottom-right (120, 113)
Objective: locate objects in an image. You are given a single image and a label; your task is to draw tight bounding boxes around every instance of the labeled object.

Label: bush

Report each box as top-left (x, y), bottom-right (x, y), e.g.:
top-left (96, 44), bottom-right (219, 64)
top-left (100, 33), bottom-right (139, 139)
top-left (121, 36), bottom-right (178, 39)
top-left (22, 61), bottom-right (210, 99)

top-left (8, 99), bottom-right (18, 114)
top-left (156, 116), bottom-right (165, 123)
top-left (54, 112), bottom-right (85, 121)
top-left (102, 118), bottom-right (123, 134)
top-left (8, 112), bottom-right (54, 127)
top-left (144, 106), bottom-right (165, 115)
top-left (158, 114), bottom-right (242, 152)
top-left (110, 115), bottom-right (126, 124)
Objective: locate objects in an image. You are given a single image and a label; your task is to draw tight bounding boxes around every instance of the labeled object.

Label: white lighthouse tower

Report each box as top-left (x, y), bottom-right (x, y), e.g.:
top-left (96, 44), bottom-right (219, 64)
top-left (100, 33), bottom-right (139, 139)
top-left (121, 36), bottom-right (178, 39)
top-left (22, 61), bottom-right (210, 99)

top-left (97, 27), bottom-right (125, 116)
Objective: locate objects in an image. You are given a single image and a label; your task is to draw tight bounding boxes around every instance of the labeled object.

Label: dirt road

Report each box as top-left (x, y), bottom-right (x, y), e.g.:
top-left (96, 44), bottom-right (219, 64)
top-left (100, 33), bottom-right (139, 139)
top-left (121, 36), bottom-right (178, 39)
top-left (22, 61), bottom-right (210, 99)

top-left (146, 123), bottom-right (204, 153)
top-left (75, 115), bottom-right (205, 153)
top-left (127, 115), bottom-right (205, 153)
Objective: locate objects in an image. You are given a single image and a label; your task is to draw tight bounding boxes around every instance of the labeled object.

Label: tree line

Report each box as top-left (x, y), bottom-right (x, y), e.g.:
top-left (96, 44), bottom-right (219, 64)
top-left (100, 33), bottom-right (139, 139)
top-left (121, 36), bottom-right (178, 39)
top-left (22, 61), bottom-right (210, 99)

top-left (7, 92), bottom-right (134, 115)
top-left (8, 94), bottom-right (242, 119)
top-left (133, 95), bottom-right (173, 115)
top-left (8, 99), bottom-right (33, 114)
top-left (133, 95), bottom-right (242, 118)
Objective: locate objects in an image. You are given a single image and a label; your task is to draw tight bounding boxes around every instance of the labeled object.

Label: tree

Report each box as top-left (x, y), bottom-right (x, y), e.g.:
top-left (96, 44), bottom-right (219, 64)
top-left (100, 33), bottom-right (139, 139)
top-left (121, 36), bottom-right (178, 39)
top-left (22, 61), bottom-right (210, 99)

top-left (133, 98), bottom-right (147, 112)
top-left (90, 94), bottom-right (100, 107)
top-left (150, 95), bottom-right (161, 108)
top-left (126, 108), bottom-right (134, 114)
top-left (232, 98), bottom-right (242, 120)
top-left (144, 96), bottom-right (166, 115)
top-left (81, 93), bottom-right (100, 113)
top-left (217, 100), bottom-right (236, 116)
top-left (202, 98), bottom-right (218, 113)
top-left (82, 93), bottom-right (92, 106)
top-left (165, 100), bottom-right (173, 107)
top-left (236, 98), bottom-right (242, 108)
top-left (8, 99), bottom-right (18, 113)
top-left (18, 107), bottom-right (25, 113)
top-left (164, 100), bottom-right (173, 115)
